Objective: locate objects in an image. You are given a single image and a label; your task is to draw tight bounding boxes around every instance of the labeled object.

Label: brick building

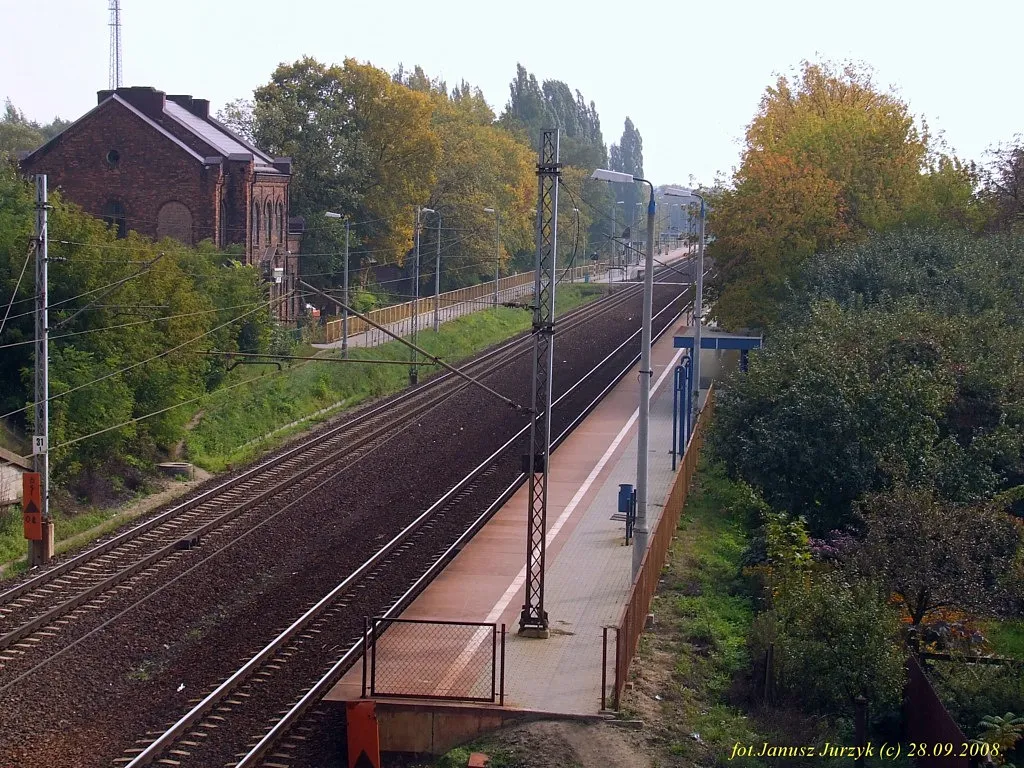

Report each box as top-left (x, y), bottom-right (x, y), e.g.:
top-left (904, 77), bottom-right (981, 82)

top-left (19, 86), bottom-right (299, 321)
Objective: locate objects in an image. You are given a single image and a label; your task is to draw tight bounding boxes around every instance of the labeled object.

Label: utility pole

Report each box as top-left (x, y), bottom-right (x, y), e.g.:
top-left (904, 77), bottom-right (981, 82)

top-left (31, 176), bottom-right (53, 565)
top-left (432, 212), bottom-right (441, 333)
top-left (484, 208), bottom-right (500, 307)
top-left (632, 183), bottom-right (656, 577)
top-left (692, 197), bottom-right (705, 428)
top-left (410, 206), bottom-right (421, 386)
top-left (342, 218), bottom-right (350, 358)
top-left (520, 128), bottom-right (559, 638)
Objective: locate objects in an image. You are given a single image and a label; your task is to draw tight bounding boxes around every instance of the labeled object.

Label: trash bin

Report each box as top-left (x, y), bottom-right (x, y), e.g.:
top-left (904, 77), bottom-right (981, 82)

top-left (618, 484), bottom-right (634, 515)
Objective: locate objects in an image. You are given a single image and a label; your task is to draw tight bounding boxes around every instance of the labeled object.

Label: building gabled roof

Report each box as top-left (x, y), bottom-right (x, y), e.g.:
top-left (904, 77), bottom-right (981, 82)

top-left (20, 94), bottom-right (214, 167)
top-left (162, 101), bottom-right (275, 167)
top-left (21, 87), bottom-right (287, 173)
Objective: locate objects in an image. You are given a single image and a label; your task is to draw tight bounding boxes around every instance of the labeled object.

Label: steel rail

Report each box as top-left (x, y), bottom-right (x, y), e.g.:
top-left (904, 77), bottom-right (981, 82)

top-left (125, 278), bottom-right (690, 768)
top-left (235, 292), bottom-right (691, 768)
top-left (0, 278), bottom-right (677, 666)
top-left (0, 277), bottom-right (657, 609)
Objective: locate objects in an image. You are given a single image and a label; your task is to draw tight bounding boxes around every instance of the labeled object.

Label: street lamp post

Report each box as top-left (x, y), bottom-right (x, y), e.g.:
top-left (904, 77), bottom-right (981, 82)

top-left (410, 206), bottom-right (436, 386)
top-left (431, 211), bottom-right (442, 333)
top-left (570, 207), bottom-right (580, 282)
top-left (591, 171), bottom-right (691, 579)
top-left (591, 170), bottom-right (652, 577)
top-left (483, 207), bottom-right (500, 307)
top-left (324, 211), bottom-right (348, 357)
top-left (610, 200), bottom-right (625, 281)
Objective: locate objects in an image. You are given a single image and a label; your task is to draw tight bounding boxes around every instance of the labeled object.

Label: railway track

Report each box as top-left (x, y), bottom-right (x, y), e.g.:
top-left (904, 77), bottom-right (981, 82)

top-left (0, 265), bottom-right (691, 687)
top-left (116, 287), bottom-right (691, 768)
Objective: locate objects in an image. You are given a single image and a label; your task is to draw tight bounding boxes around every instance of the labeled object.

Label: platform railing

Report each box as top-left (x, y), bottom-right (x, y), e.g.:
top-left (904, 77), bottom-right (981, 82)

top-left (362, 617), bottom-right (506, 704)
top-left (604, 385), bottom-right (716, 710)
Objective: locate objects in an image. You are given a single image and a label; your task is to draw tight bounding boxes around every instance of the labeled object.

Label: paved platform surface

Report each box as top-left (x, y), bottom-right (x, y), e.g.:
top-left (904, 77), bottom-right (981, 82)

top-left (326, 278), bottom-right (697, 715)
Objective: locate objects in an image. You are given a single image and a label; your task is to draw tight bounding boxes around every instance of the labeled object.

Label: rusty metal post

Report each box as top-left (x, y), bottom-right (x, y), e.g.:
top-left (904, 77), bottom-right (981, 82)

top-left (601, 627), bottom-right (609, 710)
top-left (362, 616), bottom-right (369, 698)
top-left (499, 624), bottom-right (506, 706)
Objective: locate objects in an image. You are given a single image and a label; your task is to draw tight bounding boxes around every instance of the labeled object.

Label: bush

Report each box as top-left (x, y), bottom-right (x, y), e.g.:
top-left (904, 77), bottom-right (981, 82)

top-left (929, 661), bottom-right (1024, 744)
top-left (757, 573), bottom-right (907, 720)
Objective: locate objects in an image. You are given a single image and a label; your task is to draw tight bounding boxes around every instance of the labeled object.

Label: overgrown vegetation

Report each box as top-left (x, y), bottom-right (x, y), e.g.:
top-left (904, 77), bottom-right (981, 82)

top-left (0, 163), bottom-right (270, 501)
top-left (702, 59), bottom-right (1024, 755)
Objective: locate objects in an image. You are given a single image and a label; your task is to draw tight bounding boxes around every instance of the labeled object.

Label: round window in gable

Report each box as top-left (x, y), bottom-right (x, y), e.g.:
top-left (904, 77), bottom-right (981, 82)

top-left (106, 149), bottom-right (121, 168)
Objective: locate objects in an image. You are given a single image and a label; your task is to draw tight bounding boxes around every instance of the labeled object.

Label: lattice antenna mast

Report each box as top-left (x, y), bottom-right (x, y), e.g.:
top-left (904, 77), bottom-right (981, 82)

top-left (108, 0), bottom-right (123, 89)
top-left (519, 128), bottom-right (560, 638)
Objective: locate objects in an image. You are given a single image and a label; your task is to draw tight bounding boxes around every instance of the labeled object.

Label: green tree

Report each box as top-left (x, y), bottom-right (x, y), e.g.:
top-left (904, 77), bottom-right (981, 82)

top-left (0, 99), bottom-right (45, 155)
top-left (982, 135), bottom-right (1024, 233)
top-left (764, 573), bottom-right (907, 718)
top-left (214, 99), bottom-right (255, 145)
top-left (0, 163), bottom-right (270, 491)
top-left (849, 486), bottom-right (1022, 627)
top-left (711, 298), bottom-right (1024, 533)
top-left (394, 67), bottom-right (537, 291)
top-left (609, 117), bottom-right (644, 230)
top-left (253, 57), bottom-right (440, 287)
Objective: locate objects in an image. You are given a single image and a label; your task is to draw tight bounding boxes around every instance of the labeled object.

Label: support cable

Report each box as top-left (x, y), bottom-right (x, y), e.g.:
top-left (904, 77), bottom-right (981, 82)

top-left (299, 279), bottom-right (525, 412)
top-left (0, 292), bottom-right (292, 423)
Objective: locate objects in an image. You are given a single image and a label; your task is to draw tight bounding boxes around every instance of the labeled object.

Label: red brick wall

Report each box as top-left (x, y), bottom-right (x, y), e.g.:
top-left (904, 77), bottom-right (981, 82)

top-left (21, 99), bottom-right (222, 247)
top-left (22, 94), bottom-right (301, 321)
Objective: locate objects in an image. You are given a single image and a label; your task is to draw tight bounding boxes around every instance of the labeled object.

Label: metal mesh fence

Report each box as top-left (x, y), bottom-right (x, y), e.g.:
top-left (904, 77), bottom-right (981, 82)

top-left (367, 618), bottom-right (504, 703)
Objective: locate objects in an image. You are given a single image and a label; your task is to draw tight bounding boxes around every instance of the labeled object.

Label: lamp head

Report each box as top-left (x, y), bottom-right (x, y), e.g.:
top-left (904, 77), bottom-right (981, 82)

top-left (483, 207), bottom-right (495, 213)
top-left (591, 168), bottom-right (635, 184)
top-left (324, 211), bottom-right (343, 219)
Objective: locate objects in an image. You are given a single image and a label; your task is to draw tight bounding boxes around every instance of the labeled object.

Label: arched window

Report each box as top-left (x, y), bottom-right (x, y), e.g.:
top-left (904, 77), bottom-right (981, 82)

top-left (156, 201), bottom-right (194, 245)
top-left (265, 200), bottom-right (273, 243)
top-left (101, 200), bottom-right (127, 238)
top-left (252, 202), bottom-right (260, 246)
top-left (278, 202), bottom-right (284, 242)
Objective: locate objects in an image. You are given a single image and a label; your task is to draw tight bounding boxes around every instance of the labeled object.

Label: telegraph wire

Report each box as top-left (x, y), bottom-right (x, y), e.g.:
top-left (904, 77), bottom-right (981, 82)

top-left (0, 291), bottom-right (293, 423)
top-left (0, 300), bottom-right (269, 350)
top-left (0, 259), bottom-right (161, 324)
top-left (0, 241), bottom-right (34, 337)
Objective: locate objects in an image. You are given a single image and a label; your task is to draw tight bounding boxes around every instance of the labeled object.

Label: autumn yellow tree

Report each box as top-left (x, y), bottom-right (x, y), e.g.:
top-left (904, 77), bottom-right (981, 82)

top-left (708, 60), bottom-right (978, 330)
top-left (397, 68), bottom-right (538, 290)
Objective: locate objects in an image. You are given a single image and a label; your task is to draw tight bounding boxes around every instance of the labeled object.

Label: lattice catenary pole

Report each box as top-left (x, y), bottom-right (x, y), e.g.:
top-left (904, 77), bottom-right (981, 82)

top-left (108, 0), bottom-right (123, 89)
top-left (519, 129), bottom-right (560, 637)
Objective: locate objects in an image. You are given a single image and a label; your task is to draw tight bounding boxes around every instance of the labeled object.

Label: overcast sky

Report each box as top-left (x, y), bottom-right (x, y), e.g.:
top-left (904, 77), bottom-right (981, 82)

top-left (3, 0), bottom-right (1021, 186)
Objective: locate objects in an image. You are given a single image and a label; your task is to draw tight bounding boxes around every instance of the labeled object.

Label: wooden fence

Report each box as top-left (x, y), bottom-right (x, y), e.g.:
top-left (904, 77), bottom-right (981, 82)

top-left (905, 655), bottom-right (971, 768)
top-left (606, 385), bottom-right (716, 709)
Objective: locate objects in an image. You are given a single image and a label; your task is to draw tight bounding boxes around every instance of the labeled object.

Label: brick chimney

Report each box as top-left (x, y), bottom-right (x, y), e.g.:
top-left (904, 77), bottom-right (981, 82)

top-left (167, 94), bottom-right (210, 119)
top-left (97, 86), bottom-right (167, 119)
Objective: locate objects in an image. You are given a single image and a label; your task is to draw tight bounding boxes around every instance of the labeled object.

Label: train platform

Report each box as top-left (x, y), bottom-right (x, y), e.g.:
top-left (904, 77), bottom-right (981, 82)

top-left (325, 290), bottom-right (702, 747)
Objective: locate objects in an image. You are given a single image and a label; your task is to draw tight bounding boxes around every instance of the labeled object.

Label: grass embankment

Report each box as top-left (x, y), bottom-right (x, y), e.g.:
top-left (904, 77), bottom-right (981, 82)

top-left (185, 283), bottom-right (608, 471)
top-left (0, 285), bottom-right (607, 577)
top-left (626, 457), bottom-right (765, 765)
